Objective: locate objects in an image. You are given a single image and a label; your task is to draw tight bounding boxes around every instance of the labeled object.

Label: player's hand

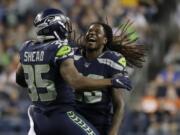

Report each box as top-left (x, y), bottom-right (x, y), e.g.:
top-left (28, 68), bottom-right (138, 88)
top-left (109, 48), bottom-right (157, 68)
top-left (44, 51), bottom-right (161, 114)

top-left (111, 76), bottom-right (132, 91)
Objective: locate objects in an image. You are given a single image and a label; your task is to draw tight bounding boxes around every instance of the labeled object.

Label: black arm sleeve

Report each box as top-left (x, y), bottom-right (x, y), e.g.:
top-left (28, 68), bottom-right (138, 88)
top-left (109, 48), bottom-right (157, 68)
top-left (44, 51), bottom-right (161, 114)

top-left (16, 66), bottom-right (28, 88)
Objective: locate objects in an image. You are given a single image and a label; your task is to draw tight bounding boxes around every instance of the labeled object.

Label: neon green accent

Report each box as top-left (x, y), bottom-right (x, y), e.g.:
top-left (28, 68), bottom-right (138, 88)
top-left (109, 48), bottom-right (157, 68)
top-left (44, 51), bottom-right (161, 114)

top-left (67, 111), bottom-right (96, 135)
top-left (127, 26), bottom-right (138, 41)
top-left (120, 23), bottom-right (138, 41)
top-left (56, 45), bottom-right (71, 57)
top-left (118, 57), bottom-right (126, 67)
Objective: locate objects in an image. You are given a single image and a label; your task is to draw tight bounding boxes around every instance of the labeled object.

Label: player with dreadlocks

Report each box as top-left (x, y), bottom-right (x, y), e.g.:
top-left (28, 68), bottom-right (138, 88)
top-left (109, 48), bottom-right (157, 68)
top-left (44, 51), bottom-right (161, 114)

top-left (16, 8), bottom-right (133, 135)
top-left (74, 21), bottom-right (146, 135)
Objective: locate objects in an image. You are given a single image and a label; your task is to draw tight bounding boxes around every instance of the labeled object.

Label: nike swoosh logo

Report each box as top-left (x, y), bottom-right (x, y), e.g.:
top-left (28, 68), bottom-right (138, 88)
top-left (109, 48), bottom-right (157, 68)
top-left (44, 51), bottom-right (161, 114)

top-left (116, 79), bottom-right (123, 85)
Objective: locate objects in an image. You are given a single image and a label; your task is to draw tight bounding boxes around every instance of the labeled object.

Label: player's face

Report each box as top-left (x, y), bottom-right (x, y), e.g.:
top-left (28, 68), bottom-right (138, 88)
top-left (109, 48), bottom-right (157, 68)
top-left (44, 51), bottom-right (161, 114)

top-left (85, 24), bottom-right (107, 51)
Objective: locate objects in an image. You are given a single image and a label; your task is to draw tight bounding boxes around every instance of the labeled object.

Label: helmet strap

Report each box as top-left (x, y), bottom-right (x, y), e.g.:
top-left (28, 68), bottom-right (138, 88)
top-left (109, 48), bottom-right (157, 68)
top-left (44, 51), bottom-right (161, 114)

top-left (53, 31), bottom-right (61, 41)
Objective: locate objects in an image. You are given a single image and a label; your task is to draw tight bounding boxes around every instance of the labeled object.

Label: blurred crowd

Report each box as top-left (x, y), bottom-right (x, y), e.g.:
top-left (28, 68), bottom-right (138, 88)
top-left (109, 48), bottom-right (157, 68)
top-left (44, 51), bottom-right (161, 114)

top-left (0, 0), bottom-right (180, 134)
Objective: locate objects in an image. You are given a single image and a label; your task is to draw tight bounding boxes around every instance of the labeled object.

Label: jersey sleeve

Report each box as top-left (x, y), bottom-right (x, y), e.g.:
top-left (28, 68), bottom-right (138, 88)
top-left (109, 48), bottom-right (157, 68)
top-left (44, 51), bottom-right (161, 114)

top-left (55, 43), bottom-right (74, 65)
top-left (106, 52), bottom-right (127, 77)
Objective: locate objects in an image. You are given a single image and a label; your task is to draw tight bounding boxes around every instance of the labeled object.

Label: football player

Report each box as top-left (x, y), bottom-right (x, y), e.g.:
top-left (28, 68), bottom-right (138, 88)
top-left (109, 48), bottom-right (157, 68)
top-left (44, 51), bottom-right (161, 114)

top-left (74, 22), bottom-right (145, 135)
top-left (16, 9), bottom-right (132, 135)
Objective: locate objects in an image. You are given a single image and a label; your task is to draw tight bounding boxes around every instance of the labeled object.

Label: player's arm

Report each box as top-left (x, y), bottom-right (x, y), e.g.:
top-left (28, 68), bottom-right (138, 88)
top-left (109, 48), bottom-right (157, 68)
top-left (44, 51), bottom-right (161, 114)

top-left (108, 88), bottom-right (125, 135)
top-left (16, 63), bottom-right (28, 88)
top-left (108, 55), bottom-right (129, 135)
top-left (57, 44), bottom-right (131, 91)
top-left (60, 58), bottom-right (112, 91)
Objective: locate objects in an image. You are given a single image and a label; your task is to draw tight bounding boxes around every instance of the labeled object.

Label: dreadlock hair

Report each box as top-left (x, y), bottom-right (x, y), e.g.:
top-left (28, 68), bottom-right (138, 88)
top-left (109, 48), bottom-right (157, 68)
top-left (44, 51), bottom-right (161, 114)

top-left (74, 21), bottom-right (146, 68)
top-left (94, 21), bottom-right (146, 68)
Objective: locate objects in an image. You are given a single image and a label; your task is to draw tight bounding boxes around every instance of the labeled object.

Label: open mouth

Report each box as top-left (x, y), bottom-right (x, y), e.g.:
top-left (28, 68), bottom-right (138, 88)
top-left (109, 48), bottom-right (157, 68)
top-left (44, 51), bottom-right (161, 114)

top-left (87, 36), bottom-right (96, 43)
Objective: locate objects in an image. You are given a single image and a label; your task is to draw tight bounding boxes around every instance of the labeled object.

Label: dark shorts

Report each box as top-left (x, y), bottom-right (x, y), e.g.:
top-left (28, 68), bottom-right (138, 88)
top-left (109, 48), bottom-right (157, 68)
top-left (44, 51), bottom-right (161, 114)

top-left (27, 105), bottom-right (99, 135)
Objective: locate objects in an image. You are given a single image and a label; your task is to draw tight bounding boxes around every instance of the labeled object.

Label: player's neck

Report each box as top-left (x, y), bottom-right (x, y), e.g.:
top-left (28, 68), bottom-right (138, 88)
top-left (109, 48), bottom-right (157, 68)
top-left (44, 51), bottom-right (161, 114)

top-left (85, 49), bottom-right (103, 60)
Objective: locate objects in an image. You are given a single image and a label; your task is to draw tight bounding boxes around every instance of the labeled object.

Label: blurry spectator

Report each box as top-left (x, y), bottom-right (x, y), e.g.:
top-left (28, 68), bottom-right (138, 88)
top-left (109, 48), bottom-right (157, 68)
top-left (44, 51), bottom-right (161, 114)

top-left (0, 41), bottom-right (11, 68)
top-left (164, 41), bottom-right (180, 66)
top-left (77, 5), bottom-right (100, 32)
top-left (141, 82), bottom-right (159, 113)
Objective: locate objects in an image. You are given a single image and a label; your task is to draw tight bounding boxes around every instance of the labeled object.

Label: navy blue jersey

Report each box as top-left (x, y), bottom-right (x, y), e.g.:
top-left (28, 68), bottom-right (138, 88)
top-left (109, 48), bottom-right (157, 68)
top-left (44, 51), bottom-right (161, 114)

top-left (74, 48), bottom-right (127, 132)
top-left (19, 40), bottom-right (75, 112)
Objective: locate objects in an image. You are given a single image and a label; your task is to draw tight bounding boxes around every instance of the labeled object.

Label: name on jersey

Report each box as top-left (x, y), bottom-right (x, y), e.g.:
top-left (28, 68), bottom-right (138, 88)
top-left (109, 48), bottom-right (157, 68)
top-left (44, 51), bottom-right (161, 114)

top-left (24, 51), bottom-right (44, 62)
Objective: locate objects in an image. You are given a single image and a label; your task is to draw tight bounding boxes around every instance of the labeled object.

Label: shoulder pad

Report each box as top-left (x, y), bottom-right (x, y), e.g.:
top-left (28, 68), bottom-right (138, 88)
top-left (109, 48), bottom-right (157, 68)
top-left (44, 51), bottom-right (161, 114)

top-left (101, 51), bottom-right (127, 68)
top-left (19, 40), bottom-right (33, 51)
top-left (56, 45), bottom-right (72, 57)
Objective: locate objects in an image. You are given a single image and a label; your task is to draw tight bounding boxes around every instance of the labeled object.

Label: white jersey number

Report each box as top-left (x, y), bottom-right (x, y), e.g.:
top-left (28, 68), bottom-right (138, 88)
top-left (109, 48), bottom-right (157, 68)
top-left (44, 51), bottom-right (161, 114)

top-left (22, 64), bottom-right (57, 102)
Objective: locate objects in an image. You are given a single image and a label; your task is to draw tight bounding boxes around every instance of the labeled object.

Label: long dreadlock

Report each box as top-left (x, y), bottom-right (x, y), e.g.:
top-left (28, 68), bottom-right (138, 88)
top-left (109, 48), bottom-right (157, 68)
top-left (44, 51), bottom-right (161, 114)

top-left (73, 21), bottom-right (146, 68)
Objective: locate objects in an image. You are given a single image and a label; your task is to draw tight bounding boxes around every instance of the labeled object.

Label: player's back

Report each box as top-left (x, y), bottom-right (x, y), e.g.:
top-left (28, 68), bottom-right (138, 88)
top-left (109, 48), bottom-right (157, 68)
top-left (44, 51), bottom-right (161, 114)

top-left (19, 40), bottom-right (75, 112)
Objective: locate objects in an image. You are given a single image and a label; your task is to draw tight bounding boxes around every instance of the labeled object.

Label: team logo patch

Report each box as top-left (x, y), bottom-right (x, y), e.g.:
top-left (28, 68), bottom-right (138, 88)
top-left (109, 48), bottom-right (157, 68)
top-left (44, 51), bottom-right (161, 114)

top-left (118, 57), bottom-right (126, 67)
top-left (56, 45), bottom-right (71, 57)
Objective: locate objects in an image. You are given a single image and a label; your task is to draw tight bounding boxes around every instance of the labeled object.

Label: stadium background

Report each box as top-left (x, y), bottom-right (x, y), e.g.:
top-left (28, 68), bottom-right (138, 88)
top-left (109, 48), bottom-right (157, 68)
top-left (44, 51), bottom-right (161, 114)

top-left (0, 0), bottom-right (180, 134)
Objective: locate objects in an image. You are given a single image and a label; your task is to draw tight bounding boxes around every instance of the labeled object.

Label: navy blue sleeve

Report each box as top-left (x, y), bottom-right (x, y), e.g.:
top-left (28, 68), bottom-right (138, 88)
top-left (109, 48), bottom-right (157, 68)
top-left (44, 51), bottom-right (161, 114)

top-left (104, 51), bottom-right (127, 77)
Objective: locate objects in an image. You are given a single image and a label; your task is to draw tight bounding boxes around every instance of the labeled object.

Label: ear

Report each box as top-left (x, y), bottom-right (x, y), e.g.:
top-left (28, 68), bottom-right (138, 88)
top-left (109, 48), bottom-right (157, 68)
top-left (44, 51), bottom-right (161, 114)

top-left (103, 37), bottom-right (107, 44)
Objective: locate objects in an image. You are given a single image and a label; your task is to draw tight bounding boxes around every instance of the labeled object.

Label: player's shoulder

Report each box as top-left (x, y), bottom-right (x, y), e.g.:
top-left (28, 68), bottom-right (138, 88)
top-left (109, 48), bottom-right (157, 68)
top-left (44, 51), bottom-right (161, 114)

top-left (100, 50), bottom-right (127, 68)
top-left (19, 40), bottom-right (34, 52)
top-left (54, 40), bottom-right (74, 58)
top-left (101, 50), bottom-right (122, 59)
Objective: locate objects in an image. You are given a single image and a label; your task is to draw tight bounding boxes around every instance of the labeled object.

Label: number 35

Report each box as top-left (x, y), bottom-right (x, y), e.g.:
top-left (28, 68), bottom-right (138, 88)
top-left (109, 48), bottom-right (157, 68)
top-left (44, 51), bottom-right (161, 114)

top-left (22, 64), bottom-right (57, 102)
